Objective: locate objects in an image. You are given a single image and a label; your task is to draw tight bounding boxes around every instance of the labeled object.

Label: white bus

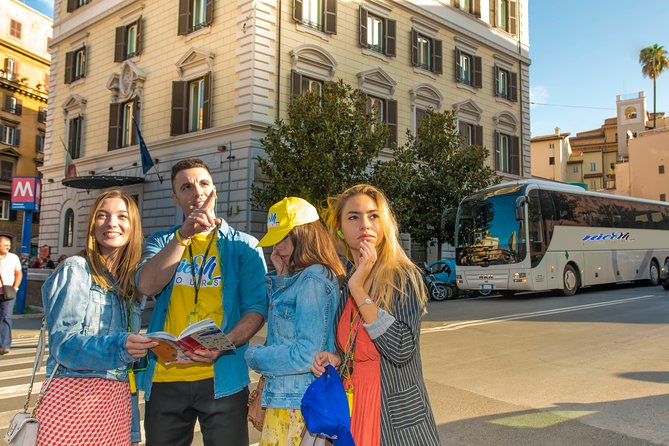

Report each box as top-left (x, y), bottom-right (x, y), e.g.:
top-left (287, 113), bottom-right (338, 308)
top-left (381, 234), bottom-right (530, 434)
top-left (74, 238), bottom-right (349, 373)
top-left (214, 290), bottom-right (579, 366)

top-left (454, 179), bottom-right (669, 296)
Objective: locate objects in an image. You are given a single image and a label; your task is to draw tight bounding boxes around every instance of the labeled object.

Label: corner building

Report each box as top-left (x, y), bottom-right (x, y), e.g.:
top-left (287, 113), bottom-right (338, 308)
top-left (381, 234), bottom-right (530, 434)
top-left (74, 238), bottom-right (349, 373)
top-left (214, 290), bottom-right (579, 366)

top-left (0, 0), bottom-right (51, 251)
top-left (40, 0), bottom-right (530, 254)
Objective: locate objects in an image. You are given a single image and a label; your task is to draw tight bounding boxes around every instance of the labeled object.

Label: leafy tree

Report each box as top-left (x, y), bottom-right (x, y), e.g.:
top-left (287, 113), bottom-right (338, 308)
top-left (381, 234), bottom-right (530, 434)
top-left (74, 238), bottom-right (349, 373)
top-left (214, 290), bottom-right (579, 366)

top-left (253, 80), bottom-right (388, 210)
top-left (372, 109), bottom-right (498, 250)
top-left (639, 44), bottom-right (669, 129)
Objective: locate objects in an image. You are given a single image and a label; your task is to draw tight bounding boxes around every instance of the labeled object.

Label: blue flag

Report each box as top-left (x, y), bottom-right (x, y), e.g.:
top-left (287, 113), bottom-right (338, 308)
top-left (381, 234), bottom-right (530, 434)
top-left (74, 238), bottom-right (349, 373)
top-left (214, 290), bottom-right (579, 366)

top-left (134, 120), bottom-right (155, 175)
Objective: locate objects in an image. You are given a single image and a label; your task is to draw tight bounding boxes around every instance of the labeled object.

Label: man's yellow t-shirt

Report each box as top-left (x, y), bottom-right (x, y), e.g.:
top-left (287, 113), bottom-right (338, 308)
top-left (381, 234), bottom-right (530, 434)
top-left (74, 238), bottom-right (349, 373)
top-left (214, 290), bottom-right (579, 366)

top-left (153, 231), bottom-right (224, 382)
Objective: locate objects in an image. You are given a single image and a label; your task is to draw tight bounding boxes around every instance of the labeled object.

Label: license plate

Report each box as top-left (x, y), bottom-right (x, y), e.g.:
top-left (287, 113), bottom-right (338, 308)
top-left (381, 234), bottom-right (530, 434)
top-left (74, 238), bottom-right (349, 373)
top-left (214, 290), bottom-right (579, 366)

top-left (481, 284), bottom-right (494, 290)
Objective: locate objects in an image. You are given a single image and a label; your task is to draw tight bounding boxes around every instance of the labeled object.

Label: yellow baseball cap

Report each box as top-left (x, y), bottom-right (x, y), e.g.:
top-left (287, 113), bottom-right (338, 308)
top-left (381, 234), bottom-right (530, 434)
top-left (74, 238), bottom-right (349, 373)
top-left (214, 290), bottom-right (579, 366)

top-left (256, 197), bottom-right (320, 247)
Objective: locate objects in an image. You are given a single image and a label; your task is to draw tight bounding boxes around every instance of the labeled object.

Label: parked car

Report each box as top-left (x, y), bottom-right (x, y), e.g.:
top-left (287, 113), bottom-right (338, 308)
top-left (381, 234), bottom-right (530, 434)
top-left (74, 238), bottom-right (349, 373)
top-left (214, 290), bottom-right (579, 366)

top-left (661, 258), bottom-right (669, 290)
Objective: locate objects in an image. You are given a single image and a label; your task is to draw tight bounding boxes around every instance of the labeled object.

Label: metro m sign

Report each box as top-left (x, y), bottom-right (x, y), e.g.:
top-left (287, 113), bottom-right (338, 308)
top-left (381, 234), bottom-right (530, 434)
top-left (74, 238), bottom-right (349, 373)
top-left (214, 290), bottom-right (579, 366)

top-left (11, 177), bottom-right (41, 212)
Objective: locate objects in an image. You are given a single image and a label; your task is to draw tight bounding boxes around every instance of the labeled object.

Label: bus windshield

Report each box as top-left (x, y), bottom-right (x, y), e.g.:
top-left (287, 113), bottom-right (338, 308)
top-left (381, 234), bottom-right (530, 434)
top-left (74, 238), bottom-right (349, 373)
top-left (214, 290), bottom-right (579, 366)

top-left (456, 185), bottom-right (526, 266)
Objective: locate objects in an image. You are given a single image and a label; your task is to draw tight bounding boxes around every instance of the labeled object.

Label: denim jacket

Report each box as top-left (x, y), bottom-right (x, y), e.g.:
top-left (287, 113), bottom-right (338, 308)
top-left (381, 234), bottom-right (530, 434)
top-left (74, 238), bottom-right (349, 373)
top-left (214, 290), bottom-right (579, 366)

top-left (245, 264), bottom-right (341, 409)
top-left (41, 256), bottom-right (141, 378)
top-left (135, 220), bottom-right (268, 400)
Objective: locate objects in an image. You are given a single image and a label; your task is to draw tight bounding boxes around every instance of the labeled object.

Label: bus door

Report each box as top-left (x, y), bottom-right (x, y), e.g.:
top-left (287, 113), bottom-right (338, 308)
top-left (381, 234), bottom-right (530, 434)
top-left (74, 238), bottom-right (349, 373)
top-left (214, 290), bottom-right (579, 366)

top-left (527, 190), bottom-right (548, 287)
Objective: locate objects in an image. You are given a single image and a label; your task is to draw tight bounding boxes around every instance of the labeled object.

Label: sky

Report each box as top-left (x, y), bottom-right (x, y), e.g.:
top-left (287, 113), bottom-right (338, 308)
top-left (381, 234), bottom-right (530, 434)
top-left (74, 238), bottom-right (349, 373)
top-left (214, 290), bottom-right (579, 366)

top-left (529, 0), bottom-right (669, 137)
top-left (21, 0), bottom-right (52, 18)
top-left (20, 0), bottom-right (669, 138)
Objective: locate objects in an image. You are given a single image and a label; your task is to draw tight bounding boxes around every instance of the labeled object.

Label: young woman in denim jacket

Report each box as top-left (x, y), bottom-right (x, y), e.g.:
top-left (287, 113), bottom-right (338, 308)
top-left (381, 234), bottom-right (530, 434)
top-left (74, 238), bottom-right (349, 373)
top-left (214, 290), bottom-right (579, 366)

top-left (246, 197), bottom-right (345, 446)
top-left (37, 189), bottom-right (157, 446)
top-left (312, 184), bottom-right (440, 446)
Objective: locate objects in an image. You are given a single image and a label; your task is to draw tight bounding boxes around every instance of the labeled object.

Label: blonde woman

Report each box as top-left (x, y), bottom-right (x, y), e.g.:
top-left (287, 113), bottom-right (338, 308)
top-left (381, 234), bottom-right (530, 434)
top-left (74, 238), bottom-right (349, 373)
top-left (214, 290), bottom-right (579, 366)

top-left (312, 184), bottom-right (440, 446)
top-left (37, 189), bottom-right (156, 445)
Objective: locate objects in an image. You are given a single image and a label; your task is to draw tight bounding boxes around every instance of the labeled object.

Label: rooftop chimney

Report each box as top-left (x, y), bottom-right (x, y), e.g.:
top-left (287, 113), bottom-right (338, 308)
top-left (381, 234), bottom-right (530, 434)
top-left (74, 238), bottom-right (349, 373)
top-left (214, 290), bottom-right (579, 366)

top-left (554, 127), bottom-right (560, 135)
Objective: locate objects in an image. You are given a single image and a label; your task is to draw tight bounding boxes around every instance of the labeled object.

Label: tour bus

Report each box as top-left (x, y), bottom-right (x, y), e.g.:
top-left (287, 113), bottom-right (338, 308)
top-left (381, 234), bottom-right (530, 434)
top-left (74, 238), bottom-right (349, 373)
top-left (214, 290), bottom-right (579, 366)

top-left (454, 179), bottom-right (669, 296)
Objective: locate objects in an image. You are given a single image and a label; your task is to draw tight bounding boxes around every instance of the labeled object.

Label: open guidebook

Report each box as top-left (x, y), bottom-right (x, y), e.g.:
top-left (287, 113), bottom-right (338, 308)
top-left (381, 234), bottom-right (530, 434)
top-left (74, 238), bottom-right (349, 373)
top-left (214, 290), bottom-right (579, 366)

top-left (147, 318), bottom-right (236, 363)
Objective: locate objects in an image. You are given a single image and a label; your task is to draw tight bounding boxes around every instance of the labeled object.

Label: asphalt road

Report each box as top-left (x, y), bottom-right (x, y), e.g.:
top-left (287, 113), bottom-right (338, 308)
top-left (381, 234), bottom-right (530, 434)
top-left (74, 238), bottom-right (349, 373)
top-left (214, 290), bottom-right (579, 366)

top-left (3, 282), bottom-right (669, 445)
top-left (423, 282), bottom-right (669, 445)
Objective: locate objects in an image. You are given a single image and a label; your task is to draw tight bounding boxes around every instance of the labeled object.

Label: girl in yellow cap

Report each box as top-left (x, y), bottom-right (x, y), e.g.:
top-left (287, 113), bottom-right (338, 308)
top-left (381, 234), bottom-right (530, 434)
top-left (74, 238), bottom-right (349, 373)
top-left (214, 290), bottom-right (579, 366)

top-left (246, 197), bottom-right (346, 445)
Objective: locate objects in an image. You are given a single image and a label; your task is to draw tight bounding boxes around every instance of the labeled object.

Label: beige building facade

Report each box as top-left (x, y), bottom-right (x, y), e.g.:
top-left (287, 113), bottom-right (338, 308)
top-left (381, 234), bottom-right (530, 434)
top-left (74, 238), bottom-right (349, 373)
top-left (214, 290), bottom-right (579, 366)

top-left (0, 0), bottom-right (51, 251)
top-left (40, 0), bottom-right (530, 254)
top-left (530, 127), bottom-right (570, 182)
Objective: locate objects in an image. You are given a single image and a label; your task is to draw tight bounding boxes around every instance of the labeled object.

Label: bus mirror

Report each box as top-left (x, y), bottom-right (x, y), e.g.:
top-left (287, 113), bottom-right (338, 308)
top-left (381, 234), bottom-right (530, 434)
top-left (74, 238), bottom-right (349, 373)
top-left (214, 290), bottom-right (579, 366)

top-left (515, 196), bottom-right (527, 221)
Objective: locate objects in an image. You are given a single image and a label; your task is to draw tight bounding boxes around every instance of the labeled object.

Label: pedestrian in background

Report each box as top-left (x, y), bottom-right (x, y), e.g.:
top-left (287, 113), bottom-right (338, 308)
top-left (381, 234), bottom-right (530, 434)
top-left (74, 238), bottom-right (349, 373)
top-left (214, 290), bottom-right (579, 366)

top-left (312, 184), bottom-right (440, 446)
top-left (136, 159), bottom-right (267, 446)
top-left (0, 235), bottom-right (21, 355)
top-left (246, 197), bottom-right (345, 445)
top-left (37, 189), bottom-right (156, 445)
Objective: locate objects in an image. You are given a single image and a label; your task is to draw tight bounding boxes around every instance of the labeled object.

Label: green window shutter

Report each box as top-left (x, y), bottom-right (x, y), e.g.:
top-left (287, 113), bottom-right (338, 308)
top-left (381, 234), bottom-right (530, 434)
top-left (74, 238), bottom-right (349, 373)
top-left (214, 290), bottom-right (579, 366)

top-left (323, 0), bottom-right (336, 34)
top-left (178, 0), bottom-right (191, 35)
top-left (433, 39), bottom-right (443, 74)
top-left (359, 7), bottom-right (368, 47)
top-left (385, 18), bottom-right (396, 57)
top-left (202, 72), bottom-right (212, 129)
top-left (108, 102), bottom-right (123, 150)
top-left (114, 26), bottom-right (126, 62)
top-left (170, 81), bottom-right (188, 135)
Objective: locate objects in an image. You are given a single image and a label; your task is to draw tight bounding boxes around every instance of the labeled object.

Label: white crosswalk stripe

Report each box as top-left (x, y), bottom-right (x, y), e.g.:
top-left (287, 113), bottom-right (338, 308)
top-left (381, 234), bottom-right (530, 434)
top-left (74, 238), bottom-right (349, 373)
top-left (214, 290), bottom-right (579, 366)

top-left (0, 336), bottom-right (263, 445)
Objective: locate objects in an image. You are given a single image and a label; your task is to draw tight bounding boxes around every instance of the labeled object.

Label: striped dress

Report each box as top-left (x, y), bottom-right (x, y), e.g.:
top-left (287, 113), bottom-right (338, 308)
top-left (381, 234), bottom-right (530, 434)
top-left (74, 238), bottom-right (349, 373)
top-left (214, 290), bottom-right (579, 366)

top-left (335, 281), bottom-right (440, 446)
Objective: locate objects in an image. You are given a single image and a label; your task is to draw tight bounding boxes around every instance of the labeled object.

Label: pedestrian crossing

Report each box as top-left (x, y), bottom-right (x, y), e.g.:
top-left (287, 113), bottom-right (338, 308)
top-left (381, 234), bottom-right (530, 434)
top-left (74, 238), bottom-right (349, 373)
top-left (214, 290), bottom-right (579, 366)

top-left (0, 335), bottom-right (263, 446)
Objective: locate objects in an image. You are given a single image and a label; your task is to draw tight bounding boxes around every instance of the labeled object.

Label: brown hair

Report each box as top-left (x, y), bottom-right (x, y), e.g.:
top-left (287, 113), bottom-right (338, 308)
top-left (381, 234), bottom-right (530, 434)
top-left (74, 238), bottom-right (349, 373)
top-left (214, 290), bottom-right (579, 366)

top-left (285, 221), bottom-right (346, 286)
top-left (85, 189), bottom-right (143, 300)
top-left (324, 184), bottom-right (427, 311)
top-left (171, 159), bottom-right (212, 191)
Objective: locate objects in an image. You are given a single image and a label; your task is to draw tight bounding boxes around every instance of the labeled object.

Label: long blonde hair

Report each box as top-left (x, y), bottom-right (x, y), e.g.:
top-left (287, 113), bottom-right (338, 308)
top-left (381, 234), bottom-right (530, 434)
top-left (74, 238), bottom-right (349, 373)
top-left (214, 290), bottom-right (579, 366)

top-left (324, 184), bottom-right (428, 311)
top-left (286, 221), bottom-right (346, 286)
top-left (85, 189), bottom-right (143, 300)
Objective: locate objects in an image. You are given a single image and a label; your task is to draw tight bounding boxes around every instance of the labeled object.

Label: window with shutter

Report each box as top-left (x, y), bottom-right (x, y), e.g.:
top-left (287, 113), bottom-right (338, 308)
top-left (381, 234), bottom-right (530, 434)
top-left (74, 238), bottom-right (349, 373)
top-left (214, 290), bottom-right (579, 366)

top-left (171, 74), bottom-right (211, 135)
top-left (67, 0), bottom-right (90, 13)
top-left (494, 131), bottom-right (520, 175)
top-left (178, 0), bottom-right (214, 35)
top-left (35, 133), bottom-right (45, 153)
top-left (294, 0), bottom-right (337, 33)
top-left (68, 117), bottom-right (83, 159)
top-left (115, 20), bottom-right (142, 62)
top-left (0, 200), bottom-right (9, 221)
top-left (66, 47), bottom-right (87, 82)
top-left (1, 125), bottom-right (16, 145)
top-left (9, 20), bottom-right (21, 39)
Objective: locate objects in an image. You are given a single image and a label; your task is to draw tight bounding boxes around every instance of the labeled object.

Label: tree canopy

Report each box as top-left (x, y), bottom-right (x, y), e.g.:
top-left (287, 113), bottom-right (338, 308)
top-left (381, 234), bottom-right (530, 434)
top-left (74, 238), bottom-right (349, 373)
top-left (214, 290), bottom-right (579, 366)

top-left (639, 44), bottom-right (669, 128)
top-left (252, 80), bottom-right (388, 210)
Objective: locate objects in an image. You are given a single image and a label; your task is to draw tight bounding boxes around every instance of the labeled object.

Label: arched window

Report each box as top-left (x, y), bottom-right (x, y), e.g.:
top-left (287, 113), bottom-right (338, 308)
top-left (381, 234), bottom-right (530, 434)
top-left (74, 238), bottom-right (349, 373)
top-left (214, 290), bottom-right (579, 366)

top-left (63, 209), bottom-right (74, 247)
top-left (624, 106), bottom-right (637, 120)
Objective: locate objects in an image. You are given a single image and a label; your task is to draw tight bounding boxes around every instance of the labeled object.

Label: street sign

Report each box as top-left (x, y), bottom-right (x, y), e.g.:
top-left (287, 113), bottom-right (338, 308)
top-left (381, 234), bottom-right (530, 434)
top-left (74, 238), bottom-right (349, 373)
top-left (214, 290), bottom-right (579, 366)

top-left (10, 177), bottom-right (41, 212)
top-left (9, 177), bottom-right (41, 314)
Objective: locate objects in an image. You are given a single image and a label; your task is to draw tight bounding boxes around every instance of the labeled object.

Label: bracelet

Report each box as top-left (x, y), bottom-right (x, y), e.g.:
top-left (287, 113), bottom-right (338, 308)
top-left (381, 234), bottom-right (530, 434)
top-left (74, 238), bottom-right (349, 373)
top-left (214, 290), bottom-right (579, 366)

top-left (358, 297), bottom-right (374, 308)
top-left (174, 229), bottom-right (191, 247)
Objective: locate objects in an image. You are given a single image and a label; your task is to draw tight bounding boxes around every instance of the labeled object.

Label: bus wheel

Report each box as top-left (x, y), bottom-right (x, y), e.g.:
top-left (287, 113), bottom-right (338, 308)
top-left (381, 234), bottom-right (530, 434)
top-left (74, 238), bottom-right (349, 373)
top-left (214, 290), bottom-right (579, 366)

top-left (561, 265), bottom-right (579, 296)
top-left (648, 260), bottom-right (660, 286)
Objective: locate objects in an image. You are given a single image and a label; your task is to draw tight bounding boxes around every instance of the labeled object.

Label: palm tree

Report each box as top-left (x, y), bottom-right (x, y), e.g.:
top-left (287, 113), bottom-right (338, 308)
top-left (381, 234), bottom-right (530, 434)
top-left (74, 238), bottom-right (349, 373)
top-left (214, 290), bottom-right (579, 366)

top-left (639, 44), bottom-right (669, 129)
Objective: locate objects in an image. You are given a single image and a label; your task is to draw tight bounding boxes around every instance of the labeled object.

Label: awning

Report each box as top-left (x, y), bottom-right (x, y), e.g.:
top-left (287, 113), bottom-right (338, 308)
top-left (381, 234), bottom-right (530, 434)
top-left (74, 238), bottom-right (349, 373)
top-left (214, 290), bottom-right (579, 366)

top-left (61, 175), bottom-right (145, 189)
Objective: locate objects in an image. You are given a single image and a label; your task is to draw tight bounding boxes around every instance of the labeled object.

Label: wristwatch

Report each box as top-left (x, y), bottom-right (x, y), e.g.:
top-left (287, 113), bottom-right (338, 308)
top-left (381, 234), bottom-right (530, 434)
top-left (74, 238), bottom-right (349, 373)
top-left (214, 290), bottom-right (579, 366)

top-left (359, 298), bottom-right (374, 308)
